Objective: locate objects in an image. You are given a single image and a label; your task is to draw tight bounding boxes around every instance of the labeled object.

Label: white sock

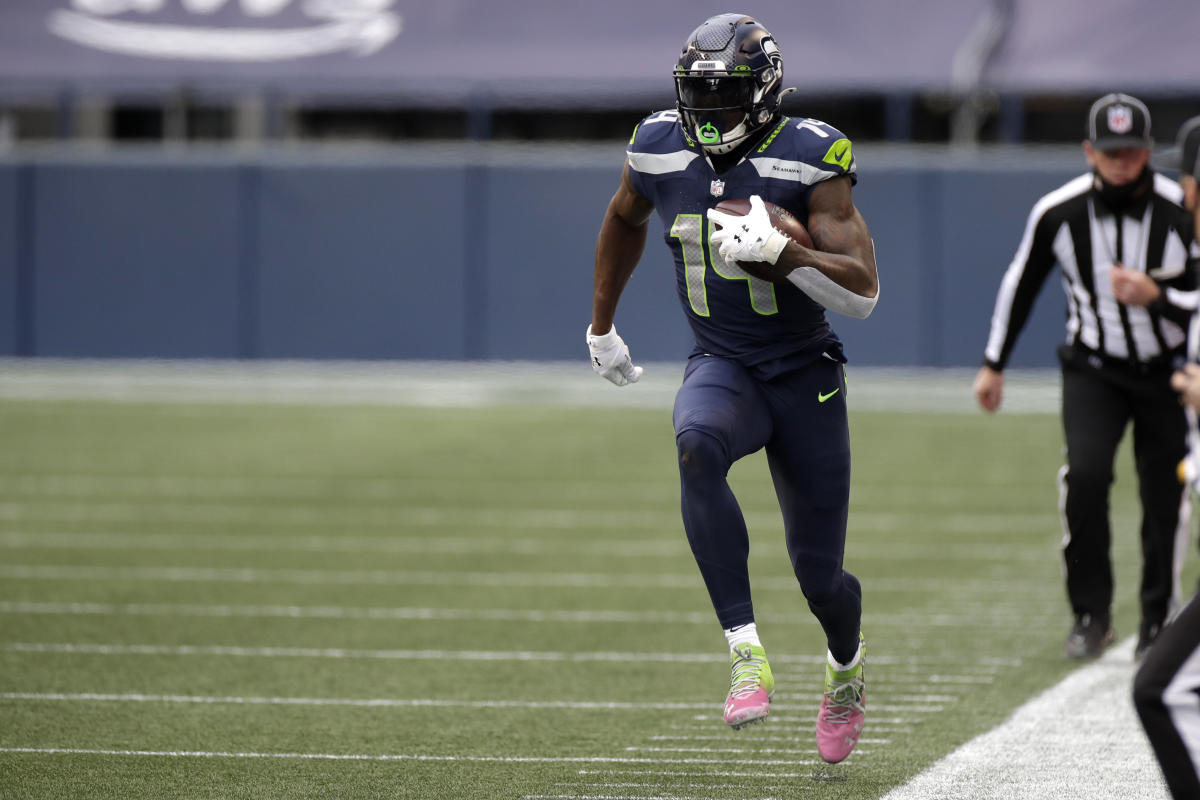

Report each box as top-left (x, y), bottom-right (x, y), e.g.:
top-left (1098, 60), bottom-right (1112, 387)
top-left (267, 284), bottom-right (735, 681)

top-left (828, 642), bottom-right (862, 673)
top-left (724, 622), bottom-right (761, 651)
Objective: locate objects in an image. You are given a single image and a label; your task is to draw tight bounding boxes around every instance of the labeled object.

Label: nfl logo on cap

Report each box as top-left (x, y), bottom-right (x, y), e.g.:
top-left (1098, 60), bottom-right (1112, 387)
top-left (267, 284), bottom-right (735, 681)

top-left (1088, 92), bottom-right (1151, 150)
top-left (1107, 105), bottom-right (1133, 134)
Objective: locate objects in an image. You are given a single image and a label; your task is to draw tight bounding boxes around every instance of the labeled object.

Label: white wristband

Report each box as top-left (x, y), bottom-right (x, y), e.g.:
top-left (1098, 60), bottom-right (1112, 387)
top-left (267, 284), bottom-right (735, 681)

top-left (761, 230), bottom-right (790, 265)
top-left (586, 325), bottom-right (618, 347)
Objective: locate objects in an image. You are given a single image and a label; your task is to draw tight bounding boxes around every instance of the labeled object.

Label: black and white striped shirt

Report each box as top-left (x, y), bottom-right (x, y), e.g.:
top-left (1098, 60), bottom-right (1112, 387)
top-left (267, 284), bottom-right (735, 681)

top-left (984, 171), bottom-right (1199, 371)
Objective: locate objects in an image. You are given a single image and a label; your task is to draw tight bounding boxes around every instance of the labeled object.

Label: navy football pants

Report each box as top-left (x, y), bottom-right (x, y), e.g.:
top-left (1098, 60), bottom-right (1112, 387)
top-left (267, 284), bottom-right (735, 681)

top-left (672, 354), bottom-right (862, 663)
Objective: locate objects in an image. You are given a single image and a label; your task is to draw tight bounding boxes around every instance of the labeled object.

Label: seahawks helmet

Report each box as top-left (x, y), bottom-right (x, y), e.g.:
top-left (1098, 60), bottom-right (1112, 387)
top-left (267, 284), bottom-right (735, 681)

top-left (673, 14), bottom-right (789, 154)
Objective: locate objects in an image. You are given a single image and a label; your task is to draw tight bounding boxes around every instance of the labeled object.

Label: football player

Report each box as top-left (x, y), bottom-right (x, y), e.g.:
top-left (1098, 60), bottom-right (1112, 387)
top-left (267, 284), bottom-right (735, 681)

top-left (586, 13), bottom-right (879, 764)
top-left (1134, 114), bottom-right (1200, 800)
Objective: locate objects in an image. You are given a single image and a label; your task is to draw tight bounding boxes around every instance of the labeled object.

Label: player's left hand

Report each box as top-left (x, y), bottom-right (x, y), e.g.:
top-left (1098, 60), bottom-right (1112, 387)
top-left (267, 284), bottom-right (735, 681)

top-left (707, 195), bottom-right (790, 265)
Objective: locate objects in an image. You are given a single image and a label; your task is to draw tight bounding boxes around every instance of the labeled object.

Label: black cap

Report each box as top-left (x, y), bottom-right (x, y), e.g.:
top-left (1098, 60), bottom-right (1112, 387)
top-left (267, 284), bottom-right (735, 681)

top-left (1154, 115), bottom-right (1200, 179)
top-left (1087, 93), bottom-right (1152, 151)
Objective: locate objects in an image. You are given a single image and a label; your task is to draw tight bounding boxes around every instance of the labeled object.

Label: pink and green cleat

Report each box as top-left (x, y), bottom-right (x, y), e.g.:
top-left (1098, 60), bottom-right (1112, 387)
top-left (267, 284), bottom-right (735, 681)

top-left (723, 643), bottom-right (775, 729)
top-left (816, 635), bottom-right (866, 763)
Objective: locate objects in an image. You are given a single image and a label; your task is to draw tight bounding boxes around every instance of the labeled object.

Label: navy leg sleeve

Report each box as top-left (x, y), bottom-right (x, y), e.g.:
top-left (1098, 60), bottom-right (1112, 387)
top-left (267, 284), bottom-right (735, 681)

top-left (673, 356), bottom-right (772, 629)
top-left (763, 358), bottom-right (861, 663)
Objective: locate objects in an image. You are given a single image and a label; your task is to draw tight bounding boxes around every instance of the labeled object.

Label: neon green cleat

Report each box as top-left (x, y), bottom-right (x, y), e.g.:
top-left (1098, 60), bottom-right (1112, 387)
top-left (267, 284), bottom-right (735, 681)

top-left (723, 643), bottom-right (775, 729)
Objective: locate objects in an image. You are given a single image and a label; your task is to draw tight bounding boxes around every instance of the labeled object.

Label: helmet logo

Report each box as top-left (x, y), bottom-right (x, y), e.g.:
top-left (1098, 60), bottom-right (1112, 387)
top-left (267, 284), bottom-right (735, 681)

top-left (698, 122), bottom-right (721, 143)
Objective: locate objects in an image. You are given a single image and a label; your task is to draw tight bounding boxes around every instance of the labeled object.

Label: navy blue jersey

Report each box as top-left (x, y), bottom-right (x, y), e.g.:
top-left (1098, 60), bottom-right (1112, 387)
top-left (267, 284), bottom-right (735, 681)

top-left (627, 111), bottom-right (858, 373)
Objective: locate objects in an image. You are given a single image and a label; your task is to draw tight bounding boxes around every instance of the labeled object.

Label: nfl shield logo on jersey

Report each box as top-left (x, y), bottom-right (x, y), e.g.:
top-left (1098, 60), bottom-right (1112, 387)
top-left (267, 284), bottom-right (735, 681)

top-left (710, 179), bottom-right (725, 198)
top-left (1107, 105), bottom-right (1133, 134)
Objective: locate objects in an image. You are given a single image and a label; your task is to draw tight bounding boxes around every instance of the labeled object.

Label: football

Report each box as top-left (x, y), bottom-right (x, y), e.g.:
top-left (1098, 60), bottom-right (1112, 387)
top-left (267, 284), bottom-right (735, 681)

top-left (713, 197), bottom-right (814, 249)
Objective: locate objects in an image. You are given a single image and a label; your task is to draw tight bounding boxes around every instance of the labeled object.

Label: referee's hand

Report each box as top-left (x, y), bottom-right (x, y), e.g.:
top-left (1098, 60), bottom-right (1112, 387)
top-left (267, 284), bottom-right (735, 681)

top-left (1110, 263), bottom-right (1160, 307)
top-left (974, 366), bottom-right (1004, 413)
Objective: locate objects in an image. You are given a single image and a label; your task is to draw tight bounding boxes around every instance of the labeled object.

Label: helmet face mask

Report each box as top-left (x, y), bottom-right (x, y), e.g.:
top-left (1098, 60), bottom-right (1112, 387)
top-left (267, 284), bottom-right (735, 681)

top-left (674, 72), bottom-right (755, 150)
top-left (673, 14), bottom-right (785, 154)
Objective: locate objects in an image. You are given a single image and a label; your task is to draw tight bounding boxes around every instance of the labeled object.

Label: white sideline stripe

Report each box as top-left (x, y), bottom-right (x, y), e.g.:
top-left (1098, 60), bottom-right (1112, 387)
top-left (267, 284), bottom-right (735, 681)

top-left (0, 564), bottom-right (1049, 594)
top-left (0, 692), bottom-right (712, 711)
top-left (0, 747), bottom-right (827, 767)
top-left (0, 601), bottom-right (1052, 629)
top-left (880, 637), bottom-right (1169, 800)
top-left (0, 360), bottom-right (1061, 414)
top-left (0, 642), bottom-right (1012, 669)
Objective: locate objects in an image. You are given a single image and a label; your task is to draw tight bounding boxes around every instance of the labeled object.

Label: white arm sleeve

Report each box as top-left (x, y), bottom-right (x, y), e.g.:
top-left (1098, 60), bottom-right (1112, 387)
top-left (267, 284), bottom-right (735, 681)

top-left (785, 238), bottom-right (880, 319)
top-left (786, 268), bottom-right (878, 318)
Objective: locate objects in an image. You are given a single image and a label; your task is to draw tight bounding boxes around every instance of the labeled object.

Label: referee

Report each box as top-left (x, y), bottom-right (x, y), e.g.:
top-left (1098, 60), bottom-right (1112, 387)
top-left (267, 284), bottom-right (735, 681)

top-left (974, 93), bottom-right (1199, 660)
top-left (1134, 113), bottom-right (1200, 800)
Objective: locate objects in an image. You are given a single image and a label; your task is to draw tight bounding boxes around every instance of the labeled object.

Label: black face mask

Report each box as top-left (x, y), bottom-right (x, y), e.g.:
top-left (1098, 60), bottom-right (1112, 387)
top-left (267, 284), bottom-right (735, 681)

top-left (1092, 166), bottom-right (1153, 214)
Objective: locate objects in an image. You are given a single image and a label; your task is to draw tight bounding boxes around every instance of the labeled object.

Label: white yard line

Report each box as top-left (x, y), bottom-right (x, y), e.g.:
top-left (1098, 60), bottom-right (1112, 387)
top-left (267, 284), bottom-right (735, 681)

top-left (0, 600), bottom-right (1054, 629)
top-left (0, 563), bottom-right (1049, 594)
top-left (0, 642), bottom-right (955, 669)
top-left (879, 636), bottom-right (1170, 800)
top-left (0, 747), bottom-right (826, 767)
top-left (0, 692), bottom-right (712, 711)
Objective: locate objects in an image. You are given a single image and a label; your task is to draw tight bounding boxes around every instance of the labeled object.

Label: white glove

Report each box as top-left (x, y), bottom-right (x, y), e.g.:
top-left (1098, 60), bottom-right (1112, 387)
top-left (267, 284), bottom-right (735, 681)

top-left (706, 195), bottom-right (790, 265)
top-left (586, 324), bottom-right (643, 386)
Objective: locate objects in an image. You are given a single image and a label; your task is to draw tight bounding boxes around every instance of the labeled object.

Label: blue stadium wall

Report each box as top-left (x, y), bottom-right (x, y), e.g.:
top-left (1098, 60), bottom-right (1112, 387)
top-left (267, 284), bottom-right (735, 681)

top-left (0, 146), bottom-right (1087, 367)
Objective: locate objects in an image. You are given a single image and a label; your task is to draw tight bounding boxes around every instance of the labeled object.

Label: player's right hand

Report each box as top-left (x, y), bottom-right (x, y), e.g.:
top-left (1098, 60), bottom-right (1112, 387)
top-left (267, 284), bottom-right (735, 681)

top-left (586, 324), bottom-right (643, 386)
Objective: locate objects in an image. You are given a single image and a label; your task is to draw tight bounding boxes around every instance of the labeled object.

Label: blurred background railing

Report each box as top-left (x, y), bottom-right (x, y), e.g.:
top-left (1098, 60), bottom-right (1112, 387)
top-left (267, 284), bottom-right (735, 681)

top-left (2, 0), bottom-right (1198, 367)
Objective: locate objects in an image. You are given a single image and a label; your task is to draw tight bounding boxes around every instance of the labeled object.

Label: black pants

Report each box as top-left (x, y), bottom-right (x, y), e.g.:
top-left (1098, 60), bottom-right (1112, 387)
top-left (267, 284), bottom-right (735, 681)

top-left (1133, 593), bottom-right (1200, 799)
top-left (1058, 348), bottom-right (1189, 628)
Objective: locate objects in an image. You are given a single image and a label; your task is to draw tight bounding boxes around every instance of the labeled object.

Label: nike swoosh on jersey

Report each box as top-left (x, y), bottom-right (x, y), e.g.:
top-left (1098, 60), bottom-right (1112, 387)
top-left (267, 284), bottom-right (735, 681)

top-left (818, 388), bottom-right (840, 402)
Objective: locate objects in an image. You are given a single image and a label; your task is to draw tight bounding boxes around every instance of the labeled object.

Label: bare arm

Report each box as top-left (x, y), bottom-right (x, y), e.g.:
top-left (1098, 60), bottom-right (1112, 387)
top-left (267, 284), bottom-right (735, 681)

top-left (590, 163), bottom-right (654, 335)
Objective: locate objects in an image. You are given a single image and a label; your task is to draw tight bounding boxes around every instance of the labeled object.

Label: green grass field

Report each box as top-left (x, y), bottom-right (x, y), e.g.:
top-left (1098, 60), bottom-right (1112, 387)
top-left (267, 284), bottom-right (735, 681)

top-left (0, 386), bottom-right (1181, 799)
